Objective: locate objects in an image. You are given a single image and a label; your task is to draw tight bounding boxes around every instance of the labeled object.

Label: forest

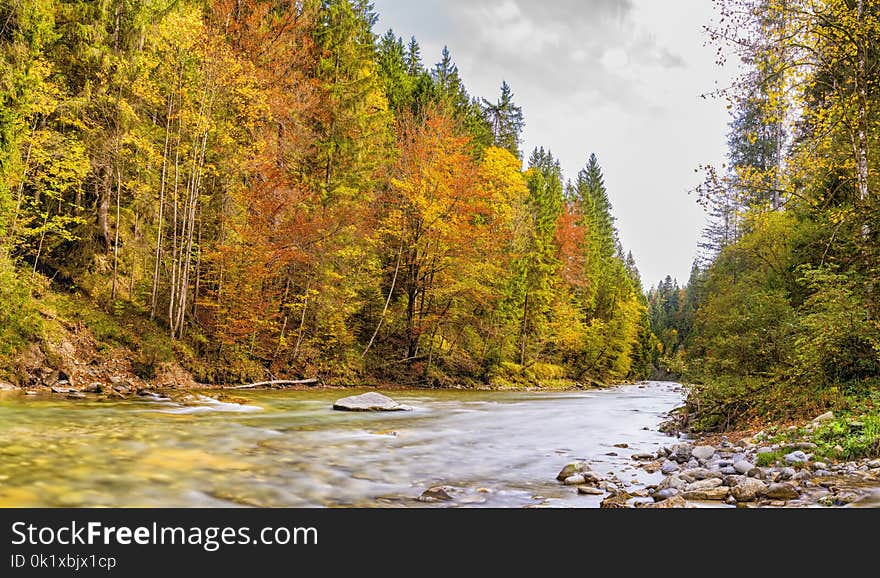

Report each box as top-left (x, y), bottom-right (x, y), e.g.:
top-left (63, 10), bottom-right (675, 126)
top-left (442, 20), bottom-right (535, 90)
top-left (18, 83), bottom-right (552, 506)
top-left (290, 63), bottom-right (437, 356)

top-left (650, 0), bottom-right (880, 433)
top-left (0, 0), bottom-right (651, 389)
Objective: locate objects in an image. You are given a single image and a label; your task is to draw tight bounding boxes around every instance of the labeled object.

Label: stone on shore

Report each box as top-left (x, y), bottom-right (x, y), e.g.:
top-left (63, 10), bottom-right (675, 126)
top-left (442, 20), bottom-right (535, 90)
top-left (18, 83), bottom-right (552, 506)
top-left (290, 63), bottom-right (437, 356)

top-left (733, 460), bottom-right (755, 475)
top-left (640, 495), bottom-right (688, 508)
top-left (691, 446), bottom-right (716, 461)
top-left (577, 486), bottom-right (604, 495)
top-left (685, 479), bottom-right (722, 492)
top-left (653, 488), bottom-right (681, 502)
top-left (661, 460), bottom-right (680, 475)
top-left (658, 475), bottom-right (687, 491)
top-left (765, 482), bottom-right (800, 500)
top-left (784, 451), bottom-right (808, 465)
top-left (731, 478), bottom-right (768, 502)
top-left (556, 461), bottom-right (592, 481)
top-left (670, 443), bottom-right (693, 463)
top-left (683, 486), bottom-right (730, 501)
top-left (600, 493), bottom-right (632, 508)
top-left (332, 392), bottom-right (412, 412)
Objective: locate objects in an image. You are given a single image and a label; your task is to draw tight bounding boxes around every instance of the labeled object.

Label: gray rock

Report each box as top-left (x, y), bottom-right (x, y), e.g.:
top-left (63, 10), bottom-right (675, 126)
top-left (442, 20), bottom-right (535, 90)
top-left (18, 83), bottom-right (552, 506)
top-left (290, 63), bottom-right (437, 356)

top-left (813, 411), bottom-right (835, 423)
top-left (794, 470), bottom-right (812, 481)
top-left (756, 447), bottom-right (775, 455)
top-left (731, 478), bottom-right (768, 502)
top-left (640, 495), bottom-right (688, 508)
top-left (658, 476), bottom-right (687, 491)
top-left (777, 467), bottom-right (796, 481)
top-left (670, 443), bottom-right (693, 463)
top-left (564, 474), bottom-right (587, 486)
top-left (333, 392), bottom-right (413, 412)
top-left (683, 486), bottom-right (730, 501)
top-left (556, 461), bottom-right (592, 481)
top-left (813, 462), bottom-right (828, 471)
top-left (723, 475), bottom-right (745, 487)
top-left (577, 486), bottom-right (604, 495)
top-left (686, 458), bottom-right (700, 469)
top-left (765, 483), bottom-right (800, 500)
top-left (661, 461), bottom-right (680, 475)
top-left (681, 468), bottom-right (713, 480)
top-left (686, 479), bottom-right (723, 492)
top-left (654, 488), bottom-right (681, 502)
top-left (691, 445), bottom-right (716, 461)
top-left (733, 460), bottom-right (755, 475)
top-left (784, 451), bottom-right (808, 464)
top-left (418, 486), bottom-right (455, 502)
top-left (720, 466), bottom-right (737, 475)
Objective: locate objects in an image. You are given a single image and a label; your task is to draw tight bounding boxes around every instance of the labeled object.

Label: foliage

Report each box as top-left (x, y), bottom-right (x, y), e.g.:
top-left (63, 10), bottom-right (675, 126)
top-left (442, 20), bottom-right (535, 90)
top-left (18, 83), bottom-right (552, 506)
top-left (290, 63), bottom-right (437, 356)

top-left (0, 0), bottom-right (650, 387)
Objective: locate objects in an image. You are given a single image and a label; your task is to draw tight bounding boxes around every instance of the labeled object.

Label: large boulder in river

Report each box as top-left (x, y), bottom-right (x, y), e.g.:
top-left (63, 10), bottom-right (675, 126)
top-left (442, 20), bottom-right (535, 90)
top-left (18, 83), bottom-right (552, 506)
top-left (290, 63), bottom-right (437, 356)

top-left (333, 392), bottom-right (413, 412)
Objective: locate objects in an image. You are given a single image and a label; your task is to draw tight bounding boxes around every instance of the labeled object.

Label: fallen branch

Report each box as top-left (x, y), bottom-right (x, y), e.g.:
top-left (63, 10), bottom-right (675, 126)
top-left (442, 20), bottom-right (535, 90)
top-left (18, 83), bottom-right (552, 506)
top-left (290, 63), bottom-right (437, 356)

top-left (225, 378), bottom-right (320, 390)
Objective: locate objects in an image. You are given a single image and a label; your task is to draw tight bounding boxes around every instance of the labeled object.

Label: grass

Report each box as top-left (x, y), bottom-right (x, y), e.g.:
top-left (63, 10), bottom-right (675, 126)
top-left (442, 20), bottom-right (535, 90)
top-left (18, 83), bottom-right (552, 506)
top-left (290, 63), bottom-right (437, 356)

top-left (812, 413), bottom-right (880, 461)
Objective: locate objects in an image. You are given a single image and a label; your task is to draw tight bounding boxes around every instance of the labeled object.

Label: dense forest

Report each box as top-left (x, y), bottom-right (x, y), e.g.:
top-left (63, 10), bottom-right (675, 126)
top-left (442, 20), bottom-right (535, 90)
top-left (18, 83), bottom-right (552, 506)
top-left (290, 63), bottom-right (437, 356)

top-left (651, 0), bottom-right (880, 431)
top-left (0, 0), bottom-right (651, 388)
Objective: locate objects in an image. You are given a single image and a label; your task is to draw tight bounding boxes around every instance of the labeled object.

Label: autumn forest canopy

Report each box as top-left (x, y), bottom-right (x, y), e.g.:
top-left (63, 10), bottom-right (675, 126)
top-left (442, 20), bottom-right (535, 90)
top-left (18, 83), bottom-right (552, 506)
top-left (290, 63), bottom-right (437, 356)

top-left (0, 0), bottom-right (651, 388)
top-left (2, 0), bottom-right (878, 422)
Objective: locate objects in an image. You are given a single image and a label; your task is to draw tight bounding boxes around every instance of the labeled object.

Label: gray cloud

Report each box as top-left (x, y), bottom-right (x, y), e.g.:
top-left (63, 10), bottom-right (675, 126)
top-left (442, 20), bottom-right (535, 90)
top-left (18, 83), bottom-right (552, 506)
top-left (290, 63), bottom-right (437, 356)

top-left (437, 0), bottom-right (685, 107)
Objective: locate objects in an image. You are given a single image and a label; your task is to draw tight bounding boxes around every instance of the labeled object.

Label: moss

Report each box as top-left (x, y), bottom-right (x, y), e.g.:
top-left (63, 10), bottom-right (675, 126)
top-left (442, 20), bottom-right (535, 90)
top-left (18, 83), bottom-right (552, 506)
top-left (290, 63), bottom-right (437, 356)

top-left (756, 450), bottom-right (786, 467)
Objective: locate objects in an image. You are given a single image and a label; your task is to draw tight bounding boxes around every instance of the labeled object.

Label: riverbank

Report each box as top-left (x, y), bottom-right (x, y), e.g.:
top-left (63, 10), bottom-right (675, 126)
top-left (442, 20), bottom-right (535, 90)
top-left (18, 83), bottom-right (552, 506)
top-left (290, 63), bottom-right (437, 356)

top-left (553, 402), bottom-right (880, 508)
top-left (0, 291), bottom-right (622, 398)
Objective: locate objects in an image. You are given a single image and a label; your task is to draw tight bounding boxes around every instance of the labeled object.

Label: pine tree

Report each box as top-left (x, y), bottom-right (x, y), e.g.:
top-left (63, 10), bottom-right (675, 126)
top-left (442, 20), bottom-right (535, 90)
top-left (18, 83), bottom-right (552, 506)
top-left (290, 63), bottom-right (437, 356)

top-left (482, 81), bottom-right (525, 159)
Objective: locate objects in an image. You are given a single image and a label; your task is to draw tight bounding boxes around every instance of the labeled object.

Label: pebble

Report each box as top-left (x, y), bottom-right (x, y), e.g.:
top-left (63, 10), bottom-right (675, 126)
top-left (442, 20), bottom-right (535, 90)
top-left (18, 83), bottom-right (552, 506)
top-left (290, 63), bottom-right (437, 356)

top-left (765, 483), bottom-right (800, 500)
top-left (784, 451), bottom-right (809, 464)
top-left (733, 460), bottom-right (755, 475)
top-left (683, 486), bottom-right (730, 501)
top-left (577, 486), bottom-right (604, 495)
top-left (686, 478), bottom-right (722, 492)
top-left (661, 461), bottom-right (680, 475)
top-left (691, 446), bottom-right (716, 461)
top-left (654, 488), bottom-right (681, 502)
top-left (556, 461), bottom-right (591, 481)
top-left (777, 467), bottom-right (796, 481)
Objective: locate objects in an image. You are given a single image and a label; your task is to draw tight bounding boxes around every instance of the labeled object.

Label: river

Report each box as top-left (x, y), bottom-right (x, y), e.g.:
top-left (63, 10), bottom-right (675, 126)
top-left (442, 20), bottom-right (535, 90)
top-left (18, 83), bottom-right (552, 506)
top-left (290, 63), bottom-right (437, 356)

top-left (0, 382), bottom-right (686, 508)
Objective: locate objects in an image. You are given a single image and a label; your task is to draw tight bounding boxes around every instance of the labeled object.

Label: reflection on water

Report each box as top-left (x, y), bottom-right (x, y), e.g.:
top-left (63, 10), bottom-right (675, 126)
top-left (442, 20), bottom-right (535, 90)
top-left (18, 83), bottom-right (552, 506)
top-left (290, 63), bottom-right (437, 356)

top-left (0, 383), bottom-right (685, 508)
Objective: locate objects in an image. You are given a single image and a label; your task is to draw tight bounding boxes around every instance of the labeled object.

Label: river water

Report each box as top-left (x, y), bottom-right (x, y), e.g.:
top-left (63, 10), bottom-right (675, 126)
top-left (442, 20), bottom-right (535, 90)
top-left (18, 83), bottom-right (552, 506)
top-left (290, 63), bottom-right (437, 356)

top-left (0, 382), bottom-right (685, 508)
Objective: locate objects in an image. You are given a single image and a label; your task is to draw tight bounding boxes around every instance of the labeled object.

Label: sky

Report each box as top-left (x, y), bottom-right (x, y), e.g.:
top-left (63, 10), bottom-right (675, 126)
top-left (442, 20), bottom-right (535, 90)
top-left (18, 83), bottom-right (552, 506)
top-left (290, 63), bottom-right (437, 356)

top-left (371, 0), bottom-right (737, 287)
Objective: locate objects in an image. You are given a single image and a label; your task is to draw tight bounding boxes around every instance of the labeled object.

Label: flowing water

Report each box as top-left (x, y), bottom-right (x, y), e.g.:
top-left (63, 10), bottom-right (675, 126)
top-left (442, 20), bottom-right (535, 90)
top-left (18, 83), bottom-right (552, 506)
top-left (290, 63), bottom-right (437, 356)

top-left (0, 382), bottom-right (685, 508)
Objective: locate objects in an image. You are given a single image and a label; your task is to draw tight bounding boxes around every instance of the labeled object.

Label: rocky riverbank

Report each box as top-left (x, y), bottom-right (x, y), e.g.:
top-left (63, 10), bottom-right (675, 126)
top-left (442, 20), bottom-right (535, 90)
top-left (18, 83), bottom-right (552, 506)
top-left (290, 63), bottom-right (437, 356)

top-left (555, 411), bottom-right (880, 508)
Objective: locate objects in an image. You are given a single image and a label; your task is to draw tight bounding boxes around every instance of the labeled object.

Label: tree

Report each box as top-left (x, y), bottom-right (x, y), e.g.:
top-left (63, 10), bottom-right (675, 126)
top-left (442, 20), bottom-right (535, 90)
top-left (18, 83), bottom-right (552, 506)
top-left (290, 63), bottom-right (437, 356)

top-left (482, 81), bottom-right (525, 159)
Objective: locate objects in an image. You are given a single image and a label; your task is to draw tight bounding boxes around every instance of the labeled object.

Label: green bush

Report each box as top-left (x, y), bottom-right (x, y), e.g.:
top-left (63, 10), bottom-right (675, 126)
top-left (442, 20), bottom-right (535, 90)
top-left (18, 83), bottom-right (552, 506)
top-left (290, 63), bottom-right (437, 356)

top-left (0, 254), bottom-right (40, 357)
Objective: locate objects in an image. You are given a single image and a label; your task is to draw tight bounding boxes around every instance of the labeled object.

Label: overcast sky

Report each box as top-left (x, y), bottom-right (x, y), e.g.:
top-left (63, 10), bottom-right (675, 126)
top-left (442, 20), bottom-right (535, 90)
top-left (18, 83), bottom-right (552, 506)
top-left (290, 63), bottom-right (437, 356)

top-left (371, 0), bottom-right (736, 287)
